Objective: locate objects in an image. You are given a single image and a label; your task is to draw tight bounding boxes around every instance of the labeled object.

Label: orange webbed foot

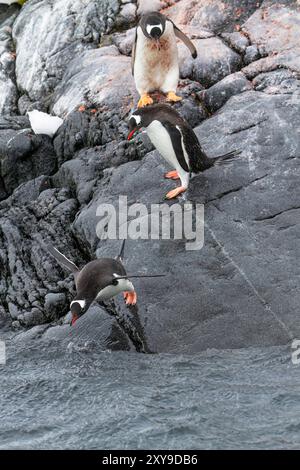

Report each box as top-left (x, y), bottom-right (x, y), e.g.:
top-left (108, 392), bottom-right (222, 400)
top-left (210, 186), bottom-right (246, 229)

top-left (166, 91), bottom-right (182, 103)
top-left (138, 94), bottom-right (153, 108)
top-left (165, 186), bottom-right (186, 200)
top-left (123, 291), bottom-right (137, 306)
top-left (164, 170), bottom-right (180, 180)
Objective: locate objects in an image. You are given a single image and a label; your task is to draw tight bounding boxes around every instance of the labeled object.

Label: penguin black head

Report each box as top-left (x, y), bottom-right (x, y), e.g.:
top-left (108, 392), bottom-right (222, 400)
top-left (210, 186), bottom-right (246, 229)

top-left (127, 107), bottom-right (160, 139)
top-left (128, 113), bottom-right (143, 140)
top-left (127, 104), bottom-right (178, 140)
top-left (140, 12), bottom-right (166, 40)
top-left (70, 299), bottom-right (88, 326)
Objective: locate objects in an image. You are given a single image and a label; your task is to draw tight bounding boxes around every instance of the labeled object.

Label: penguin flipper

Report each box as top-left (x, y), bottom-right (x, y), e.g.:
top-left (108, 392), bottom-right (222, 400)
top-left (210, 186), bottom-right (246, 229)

top-left (181, 126), bottom-right (212, 173)
top-left (171, 21), bottom-right (197, 59)
top-left (131, 28), bottom-right (137, 75)
top-left (161, 121), bottom-right (190, 173)
top-left (46, 244), bottom-right (79, 274)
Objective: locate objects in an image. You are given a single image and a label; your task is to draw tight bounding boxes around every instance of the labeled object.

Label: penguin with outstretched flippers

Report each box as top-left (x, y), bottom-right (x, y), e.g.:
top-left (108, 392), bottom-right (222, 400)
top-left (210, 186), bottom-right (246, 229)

top-left (127, 104), bottom-right (241, 200)
top-left (132, 11), bottom-right (197, 108)
top-left (46, 241), bottom-right (165, 326)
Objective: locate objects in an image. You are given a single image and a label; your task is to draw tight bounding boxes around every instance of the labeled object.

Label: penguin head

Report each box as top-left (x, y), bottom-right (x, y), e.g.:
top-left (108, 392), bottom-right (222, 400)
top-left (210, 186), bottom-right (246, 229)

top-left (127, 113), bottom-right (143, 140)
top-left (127, 105), bottom-right (165, 140)
top-left (70, 299), bottom-right (88, 326)
top-left (140, 12), bottom-right (166, 40)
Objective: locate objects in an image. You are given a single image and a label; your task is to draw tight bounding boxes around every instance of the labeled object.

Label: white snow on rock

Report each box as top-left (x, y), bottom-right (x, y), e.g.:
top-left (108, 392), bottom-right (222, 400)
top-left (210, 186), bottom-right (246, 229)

top-left (27, 110), bottom-right (63, 137)
top-left (0, 1), bottom-right (19, 5)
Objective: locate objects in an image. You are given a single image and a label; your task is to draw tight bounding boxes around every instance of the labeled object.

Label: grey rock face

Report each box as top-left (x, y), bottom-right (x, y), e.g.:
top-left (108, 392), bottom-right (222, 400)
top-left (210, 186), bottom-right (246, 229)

top-left (0, 4), bottom-right (20, 115)
top-left (222, 31), bottom-right (249, 54)
top-left (0, 116), bottom-right (56, 195)
top-left (179, 37), bottom-right (242, 87)
top-left (0, 186), bottom-right (81, 326)
top-left (112, 27), bottom-right (136, 56)
top-left (201, 71), bottom-right (252, 112)
top-left (166, 0), bottom-right (264, 34)
top-left (137, 0), bottom-right (165, 15)
top-left (244, 45), bottom-right (260, 65)
top-left (52, 46), bottom-right (137, 116)
top-left (12, 0), bottom-right (121, 104)
top-left (0, 0), bottom-right (299, 353)
top-left (242, 1), bottom-right (300, 74)
top-left (253, 69), bottom-right (300, 95)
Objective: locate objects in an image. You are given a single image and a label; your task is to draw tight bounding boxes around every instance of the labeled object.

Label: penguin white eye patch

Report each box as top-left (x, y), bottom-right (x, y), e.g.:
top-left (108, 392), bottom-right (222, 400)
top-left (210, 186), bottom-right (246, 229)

top-left (131, 115), bottom-right (141, 125)
top-left (146, 24), bottom-right (163, 36)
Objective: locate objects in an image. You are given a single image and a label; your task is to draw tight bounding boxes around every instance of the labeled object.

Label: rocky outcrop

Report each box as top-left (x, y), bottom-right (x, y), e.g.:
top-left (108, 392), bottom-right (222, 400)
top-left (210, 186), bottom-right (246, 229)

top-left (51, 45), bottom-right (137, 116)
top-left (0, 4), bottom-right (20, 115)
top-left (12, 0), bottom-right (135, 112)
top-left (0, 115), bottom-right (57, 195)
top-left (0, 0), bottom-right (299, 353)
top-left (163, 0), bottom-right (264, 34)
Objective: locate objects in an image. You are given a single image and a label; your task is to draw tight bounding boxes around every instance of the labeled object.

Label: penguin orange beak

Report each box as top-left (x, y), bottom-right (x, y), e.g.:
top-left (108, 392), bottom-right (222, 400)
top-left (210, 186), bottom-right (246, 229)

top-left (127, 128), bottom-right (138, 140)
top-left (70, 314), bottom-right (78, 326)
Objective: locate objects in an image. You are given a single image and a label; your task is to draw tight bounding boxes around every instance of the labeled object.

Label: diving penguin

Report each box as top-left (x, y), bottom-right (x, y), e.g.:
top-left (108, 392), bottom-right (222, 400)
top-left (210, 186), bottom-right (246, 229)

top-left (127, 104), bottom-right (241, 200)
top-left (46, 241), bottom-right (164, 325)
top-left (132, 11), bottom-right (197, 108)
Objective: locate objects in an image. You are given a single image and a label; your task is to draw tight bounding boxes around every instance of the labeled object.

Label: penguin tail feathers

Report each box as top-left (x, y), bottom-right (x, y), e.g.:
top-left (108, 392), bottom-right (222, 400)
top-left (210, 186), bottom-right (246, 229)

top-left (213, 149), bottom-right (242, 166)
top-left (46, 244), bottom-right (79, 273)
top-left (116, 239), bottom-right (126, 262)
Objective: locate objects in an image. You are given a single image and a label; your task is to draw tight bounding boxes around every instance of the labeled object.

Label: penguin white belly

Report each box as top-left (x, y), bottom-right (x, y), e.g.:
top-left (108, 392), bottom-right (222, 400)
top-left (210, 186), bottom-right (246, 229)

top-left (147, 121), bottom-right (190, 189)
top-left (96, 279), bottom-right (134, 301)
top-left (147, 121), bottom-right (180, 168)
top-left (134, 23), bottom-right (179, 95)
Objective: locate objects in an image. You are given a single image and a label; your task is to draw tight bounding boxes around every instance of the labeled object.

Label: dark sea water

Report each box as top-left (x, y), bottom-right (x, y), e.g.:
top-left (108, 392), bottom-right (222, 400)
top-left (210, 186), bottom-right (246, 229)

top-left (0, 335), bottom-right (300, 450)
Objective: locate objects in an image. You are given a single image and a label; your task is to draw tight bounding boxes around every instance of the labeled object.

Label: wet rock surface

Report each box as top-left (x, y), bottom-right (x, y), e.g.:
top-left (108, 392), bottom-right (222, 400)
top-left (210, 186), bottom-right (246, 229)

top-left (0, 0), bottom-right (299, 354)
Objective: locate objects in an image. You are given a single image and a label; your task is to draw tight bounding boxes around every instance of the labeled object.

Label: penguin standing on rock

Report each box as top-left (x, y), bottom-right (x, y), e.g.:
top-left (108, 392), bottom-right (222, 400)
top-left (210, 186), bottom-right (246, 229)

top-left (46, 241), bottom-right (164, 326)
top-left (127, 104), bottom-right (241, 200)
top-left (132, 12), bottom-right (197, 108)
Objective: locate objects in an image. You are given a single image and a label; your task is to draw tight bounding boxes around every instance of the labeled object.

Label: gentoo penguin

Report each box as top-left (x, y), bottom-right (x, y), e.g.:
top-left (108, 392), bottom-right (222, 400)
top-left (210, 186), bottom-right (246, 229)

top-left (46, 241), bottom-right (164, 325)
top-left (132, 12), bottom-right (197, 108)
top-left (127, 104), bottom-right (241, 199)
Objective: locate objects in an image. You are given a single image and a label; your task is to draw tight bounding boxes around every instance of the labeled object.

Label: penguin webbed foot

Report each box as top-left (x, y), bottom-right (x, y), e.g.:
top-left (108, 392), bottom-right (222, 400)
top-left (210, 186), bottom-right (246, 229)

top-left (138, 94), bottom-right (154, 108)
top-left (123, 291), bottom-right (137, 306)
top-left (166, 91), bottom-right (182, 103)
top-left (165, 186), bottom-right (186, 200)
top-left (164, 170), bottom-right (180, 180)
